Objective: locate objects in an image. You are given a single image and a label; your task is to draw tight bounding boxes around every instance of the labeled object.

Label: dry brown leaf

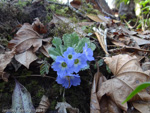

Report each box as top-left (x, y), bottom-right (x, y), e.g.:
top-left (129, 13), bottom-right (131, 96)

top-left (0, 50), bottom-right (15, 81)
top-left (32, 18), bottom-right (47, 34)
top-left (100, 96), bottom-right (122, 113)
top-left (90, 67), bottom-right (121, 113)
top-left (142, 30), bottom-right (150, 35)
top-left (137, 34), bottom-right (150, 40)
top-left (131, 36), bottom-right (150, 45)
top-left (8, 23), bottom-right (43, 54)
top-left (132, 102), bottom-right (150, 113)
top-left (70, 0), bottom-right (82, 9)
top-left (15, 48), bottom-right (37, 68)
top-left (86, 14), bottom-right (103, 23)
top-left (97, 54), bottom-right (150, 111)
top-left (0, 50), bottom-right (15, 72)
top-left (40, 44), bottom-right (52, 58)
top-left (77, 22), bottom-right (94, 26)
top-left (55, 102), bottom-right (79, 113)
top-left (90, 70), bottom-right (102, 113)
top-left (95, 32), bottom-right (109, 55)
top-left (142, 62), bottom-right (150, 71)
top-left (36, 95), bottom-right (50, 113)
top-left (120, 25), bottom-right (137, 35)
top-left (87, 14), bottom-right (111, 25)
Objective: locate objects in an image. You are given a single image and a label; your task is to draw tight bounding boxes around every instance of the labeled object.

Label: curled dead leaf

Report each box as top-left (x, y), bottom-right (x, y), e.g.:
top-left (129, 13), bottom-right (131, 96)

top-left (8, 23), bottom-right (43, 54)
top-left (55, 102), bottom-right (79, 113)
top-left (90, 64), bottom-right (121, 113)
top-left (97, 54), bottom-right (150, 111)
top-left (70, 0), bottom-right (82, 9)
top-left (132, 102), bottom-right (150, 113)
top-left (0, 50), bottom-right (15, 81)
top-left (32, 18), bottom-right (47, 34)
top-left (40, 44), bottom-right (52, 58)
top-left (36, 95), bottom-right (50, 113)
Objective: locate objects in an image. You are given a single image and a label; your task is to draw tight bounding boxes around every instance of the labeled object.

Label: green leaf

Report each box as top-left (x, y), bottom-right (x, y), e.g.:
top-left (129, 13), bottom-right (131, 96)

top-left (55, 45), bottom-right (64, 56)
top-left (12, 80), bottom-right (36, 113)
top-left (52, 37), bottom-right (62, 47)
top-left (75, 38), bottom-right (96, 53)
top-left (40, 62), bottom-right (50, 75)
top-left (48, 47), bottom-right (62, 60)
top-left (63, 33), bottom-right (79, 48)
top-left (122, 82), bottom-right (150, 104)
top-left (88, 42), bottom-right (96, 51)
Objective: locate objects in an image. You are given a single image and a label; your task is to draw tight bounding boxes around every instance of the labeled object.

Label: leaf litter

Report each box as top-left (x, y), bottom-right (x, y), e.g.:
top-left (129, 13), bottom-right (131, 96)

top-left (1, 0), bottom-right (150, 113)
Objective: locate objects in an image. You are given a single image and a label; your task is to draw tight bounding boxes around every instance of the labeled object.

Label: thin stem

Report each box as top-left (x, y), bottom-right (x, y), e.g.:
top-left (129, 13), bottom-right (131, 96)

top-left (16, 74), bottom-right (56, 80)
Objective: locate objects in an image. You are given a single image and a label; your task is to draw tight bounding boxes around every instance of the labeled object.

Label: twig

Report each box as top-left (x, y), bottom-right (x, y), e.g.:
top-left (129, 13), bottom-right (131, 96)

top-left (104, 28), bottom-right (108, 57)
top-left (124, 18), bottom-right (139, 29)
top-left (93, 27), bottom-right (109, 55)
top-left (16, 74), bottom-right (55, 80)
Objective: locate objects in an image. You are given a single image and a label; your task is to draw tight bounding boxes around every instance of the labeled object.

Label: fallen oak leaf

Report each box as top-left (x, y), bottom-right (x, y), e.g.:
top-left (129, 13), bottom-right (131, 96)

top-left (90, 65), bottom-right (122, 113)
top-left (0, 50), bottom-right (15, 81)
top-left (8, 23), bottom-right (43, 54)
top-left (97, 54), bottom-right (150, 111)
top-left (15, 48), bottom-right (37, 69)
top-left (0, 50), bottom-right (15, 72)
top-left (7, 19), bottom-right (51, 68)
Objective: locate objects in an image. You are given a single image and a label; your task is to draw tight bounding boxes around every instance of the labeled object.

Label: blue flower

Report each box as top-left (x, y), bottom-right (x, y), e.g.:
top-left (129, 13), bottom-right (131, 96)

top-left (72, 53), bottom-right (87, 73)
top-left (63, 47), bottom-right (76, 66)
top-left (83, 43), bottom-right (94, 61)
top-left (56, 74), bottom-right (81, 88)
top-left (51, 56), bottom-right (73, 76)
top-left (105, 16), bottom-right (111, 19)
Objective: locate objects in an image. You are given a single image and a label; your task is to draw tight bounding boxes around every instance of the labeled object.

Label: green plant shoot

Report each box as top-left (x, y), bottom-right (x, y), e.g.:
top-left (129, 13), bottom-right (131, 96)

top-left (122, 82), bottom-right (150, 104)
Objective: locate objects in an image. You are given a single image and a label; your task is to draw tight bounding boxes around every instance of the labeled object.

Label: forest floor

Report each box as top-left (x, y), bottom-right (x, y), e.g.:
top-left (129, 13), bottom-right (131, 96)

top-left (0, 1), bottom-right (150, 113)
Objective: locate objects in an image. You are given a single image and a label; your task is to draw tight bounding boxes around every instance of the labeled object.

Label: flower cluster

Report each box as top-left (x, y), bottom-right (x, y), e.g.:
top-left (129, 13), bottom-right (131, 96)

top-left (52, 43), bottom-right (94, 88)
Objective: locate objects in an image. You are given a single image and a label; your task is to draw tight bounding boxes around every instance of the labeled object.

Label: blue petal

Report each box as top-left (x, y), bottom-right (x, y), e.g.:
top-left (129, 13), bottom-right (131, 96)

top-left (63, 47), bottom-right (75, 57)
top-left (51, 62), bottom-right (61, 72)
top-left (72, 54), bottom-right (87, 73)
top-left (70, 74), bottom-right (81, 86)
top-left (63, 47), bottom-right (76, 66)
top-left (83, 43), bottom-right (94, 61)
top-left (56, 74), bottom-right (81, 88)
top-left (56, 56), bottom-right (65, 63)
